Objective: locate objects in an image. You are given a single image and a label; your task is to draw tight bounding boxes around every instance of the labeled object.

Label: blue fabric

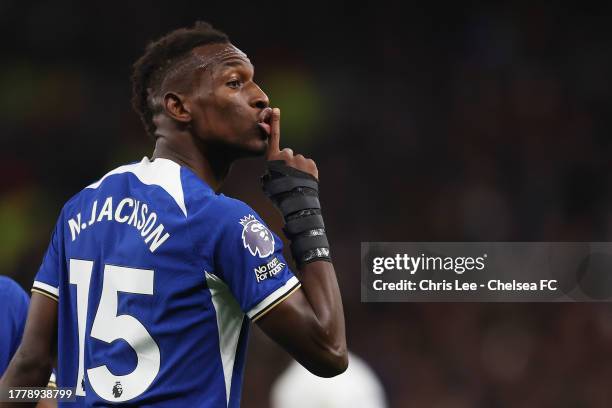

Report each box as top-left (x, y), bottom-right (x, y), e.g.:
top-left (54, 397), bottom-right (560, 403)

top-left (0, 276), bottom-right (30, 375)
top-left (33, 158), bottom-right (297, 407)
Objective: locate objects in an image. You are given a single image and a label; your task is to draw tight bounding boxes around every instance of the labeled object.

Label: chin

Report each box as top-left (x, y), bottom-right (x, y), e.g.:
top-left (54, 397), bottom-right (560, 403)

top-left (231, 138), bottom-right (267, 159)
top-left (246, 140), bottom-right (268, 156)
top-left (246, 130), bottom-right (269, 154)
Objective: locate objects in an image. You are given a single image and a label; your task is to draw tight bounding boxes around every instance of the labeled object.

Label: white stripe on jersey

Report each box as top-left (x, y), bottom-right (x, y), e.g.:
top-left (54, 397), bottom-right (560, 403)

top-left (247, 276), bottom-right (301, 320)
top-left (86, 157), bottom-right (187, 217)
top-left (205, 272), bottom-right (245, 406)
top-left (33, 280), bottom-right (60, 297)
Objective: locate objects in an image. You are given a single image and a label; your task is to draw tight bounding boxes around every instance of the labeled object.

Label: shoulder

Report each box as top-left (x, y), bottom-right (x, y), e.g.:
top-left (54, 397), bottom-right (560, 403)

top-left (205, 194), bottom-right (268, 231)
top-left (189, 189), bottom-right (256, 219)
top-left (211, 194), bottom-right (256, 216)
top-left (0, 276), bottom-right (29, 309)
top-left (0, 276), bottom-right (27, 298)
top-left (84, 157), bottom-right (192, 217)
top-left (84, 159), bottom-right (145, 190)
top-left (200, 194), bottom-right (278, 254)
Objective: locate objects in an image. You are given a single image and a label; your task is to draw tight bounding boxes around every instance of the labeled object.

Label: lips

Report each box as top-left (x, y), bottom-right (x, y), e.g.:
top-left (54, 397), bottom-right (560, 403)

top-left (257, 122), bottom-right (271, 136)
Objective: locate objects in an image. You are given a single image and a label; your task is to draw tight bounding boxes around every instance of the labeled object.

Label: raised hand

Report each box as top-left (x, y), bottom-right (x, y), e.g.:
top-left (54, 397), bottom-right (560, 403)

top-left (266, 108), bottom-right (319, 180)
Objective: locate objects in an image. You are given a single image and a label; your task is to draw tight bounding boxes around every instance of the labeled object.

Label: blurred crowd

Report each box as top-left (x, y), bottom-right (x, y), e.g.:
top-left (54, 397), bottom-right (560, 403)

top-left (1, 2), bottom-right (611, 407)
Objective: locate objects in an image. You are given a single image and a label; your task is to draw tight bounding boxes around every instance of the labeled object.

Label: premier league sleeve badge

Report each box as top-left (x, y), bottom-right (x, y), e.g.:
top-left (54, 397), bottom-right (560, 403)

top-left (240, 215), bottom-right (275, 258)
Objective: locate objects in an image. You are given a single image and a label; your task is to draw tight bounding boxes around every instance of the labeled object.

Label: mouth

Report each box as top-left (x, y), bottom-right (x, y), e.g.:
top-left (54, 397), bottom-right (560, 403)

top-left (257, 108), bottom-right (273, 137)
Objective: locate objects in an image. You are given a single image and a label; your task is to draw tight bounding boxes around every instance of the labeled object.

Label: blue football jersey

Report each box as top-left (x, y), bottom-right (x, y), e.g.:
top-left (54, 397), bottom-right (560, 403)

top-left (0, 276), bottom-right (29, 375)
top-left (32, 157), bottom-right (300, 407)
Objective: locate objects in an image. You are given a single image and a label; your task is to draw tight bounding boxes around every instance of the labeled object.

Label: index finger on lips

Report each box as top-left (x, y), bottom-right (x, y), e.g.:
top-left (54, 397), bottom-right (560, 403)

top-left (266, 108), bottom-right (281, 159)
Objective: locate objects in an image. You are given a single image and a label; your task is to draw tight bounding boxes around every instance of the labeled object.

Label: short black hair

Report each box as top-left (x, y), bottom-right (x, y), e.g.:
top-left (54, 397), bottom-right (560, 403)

top-left (131, 21), bottom-right (230, 139)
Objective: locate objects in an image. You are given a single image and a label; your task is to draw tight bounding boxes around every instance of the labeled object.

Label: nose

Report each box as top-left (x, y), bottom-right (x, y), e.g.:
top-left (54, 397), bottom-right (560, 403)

top-left (250, 84), bottom-right (269, 110)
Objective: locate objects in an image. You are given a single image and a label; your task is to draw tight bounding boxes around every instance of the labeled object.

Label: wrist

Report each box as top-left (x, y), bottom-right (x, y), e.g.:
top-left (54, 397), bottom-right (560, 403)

top-left (261, 161), bottom-right (331, 267)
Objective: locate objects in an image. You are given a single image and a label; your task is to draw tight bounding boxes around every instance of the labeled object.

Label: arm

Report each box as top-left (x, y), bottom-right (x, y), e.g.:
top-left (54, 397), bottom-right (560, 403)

top-left (256, 107), bottom-right (347, 377)
top-left (257, 262), bottom-right (346, 377)
top-left (36, 398), bottom-right (57, 408)
top-left (0, 293), bottom-right (57, 408)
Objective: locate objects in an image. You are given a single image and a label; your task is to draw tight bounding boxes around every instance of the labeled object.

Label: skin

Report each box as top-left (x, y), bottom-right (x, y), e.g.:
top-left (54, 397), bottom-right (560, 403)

top-left (0, 41), bottom-right (347, 407)
top-left (155, 41), bottom-right (347, 376)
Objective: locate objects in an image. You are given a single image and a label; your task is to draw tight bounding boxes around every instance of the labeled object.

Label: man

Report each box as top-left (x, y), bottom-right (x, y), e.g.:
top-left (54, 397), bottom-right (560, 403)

top-left (0, 276), bottom-right (56, 408)
top-left (0, 276), bottom-right (29, 376)
top-left (0, 21), bottom-right (347, 407)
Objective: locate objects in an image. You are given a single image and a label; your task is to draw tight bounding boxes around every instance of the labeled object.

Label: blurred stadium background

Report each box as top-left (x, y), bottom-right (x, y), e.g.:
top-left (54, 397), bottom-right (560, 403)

top-left (2, 2), bottom-right (612, 407)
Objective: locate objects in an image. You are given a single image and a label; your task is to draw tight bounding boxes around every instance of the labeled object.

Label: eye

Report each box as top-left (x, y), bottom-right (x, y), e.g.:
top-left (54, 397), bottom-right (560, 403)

top-left (226, 79), bottom-right (242, 89)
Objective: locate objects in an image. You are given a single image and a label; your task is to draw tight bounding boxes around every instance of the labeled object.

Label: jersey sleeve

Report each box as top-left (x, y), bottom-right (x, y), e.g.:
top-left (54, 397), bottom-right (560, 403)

top-left (32, 218), bottom-right (62, 302)
top-left (211, 199), bottom-right (301, 321)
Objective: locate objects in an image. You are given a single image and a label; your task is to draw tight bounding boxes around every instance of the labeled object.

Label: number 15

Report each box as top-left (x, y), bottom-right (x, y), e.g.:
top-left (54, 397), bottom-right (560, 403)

top-left (69, 259), bottom-right (160, 402)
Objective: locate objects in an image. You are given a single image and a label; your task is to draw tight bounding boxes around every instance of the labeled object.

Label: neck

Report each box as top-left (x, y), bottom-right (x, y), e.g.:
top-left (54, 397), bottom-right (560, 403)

top-left (151, 136), bottom-right (233, 192)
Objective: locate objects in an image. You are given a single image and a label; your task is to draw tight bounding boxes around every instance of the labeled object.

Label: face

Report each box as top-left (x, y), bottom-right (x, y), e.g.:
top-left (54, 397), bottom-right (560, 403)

top-left (183, 43), bottom-right (271, 156)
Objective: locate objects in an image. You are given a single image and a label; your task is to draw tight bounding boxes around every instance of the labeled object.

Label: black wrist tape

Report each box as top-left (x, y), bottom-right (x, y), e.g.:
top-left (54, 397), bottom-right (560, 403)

top-left (261, 161), bottom-right (331, 266)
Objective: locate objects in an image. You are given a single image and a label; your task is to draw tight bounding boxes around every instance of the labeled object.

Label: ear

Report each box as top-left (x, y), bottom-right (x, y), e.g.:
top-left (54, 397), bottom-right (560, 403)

top-left (163, 92), bottom-right (192, 123)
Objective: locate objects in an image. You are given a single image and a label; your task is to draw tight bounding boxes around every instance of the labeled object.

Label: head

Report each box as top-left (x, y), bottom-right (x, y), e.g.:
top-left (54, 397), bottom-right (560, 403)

top-left (131, 22), bottom-right (271, 158)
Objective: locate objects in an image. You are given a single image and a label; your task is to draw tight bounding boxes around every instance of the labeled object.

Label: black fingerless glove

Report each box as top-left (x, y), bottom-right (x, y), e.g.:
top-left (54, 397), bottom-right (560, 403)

top-left (261, 160), bottom-right (331, 267)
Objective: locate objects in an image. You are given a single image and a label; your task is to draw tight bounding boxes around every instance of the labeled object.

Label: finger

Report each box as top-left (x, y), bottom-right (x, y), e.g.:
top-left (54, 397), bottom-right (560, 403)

top-left (307, 159), bottom-right (319, 180)
top-left (266, 107), bottom-right (281, 159)
top-left (306, 158), bottom-right (316, 170)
